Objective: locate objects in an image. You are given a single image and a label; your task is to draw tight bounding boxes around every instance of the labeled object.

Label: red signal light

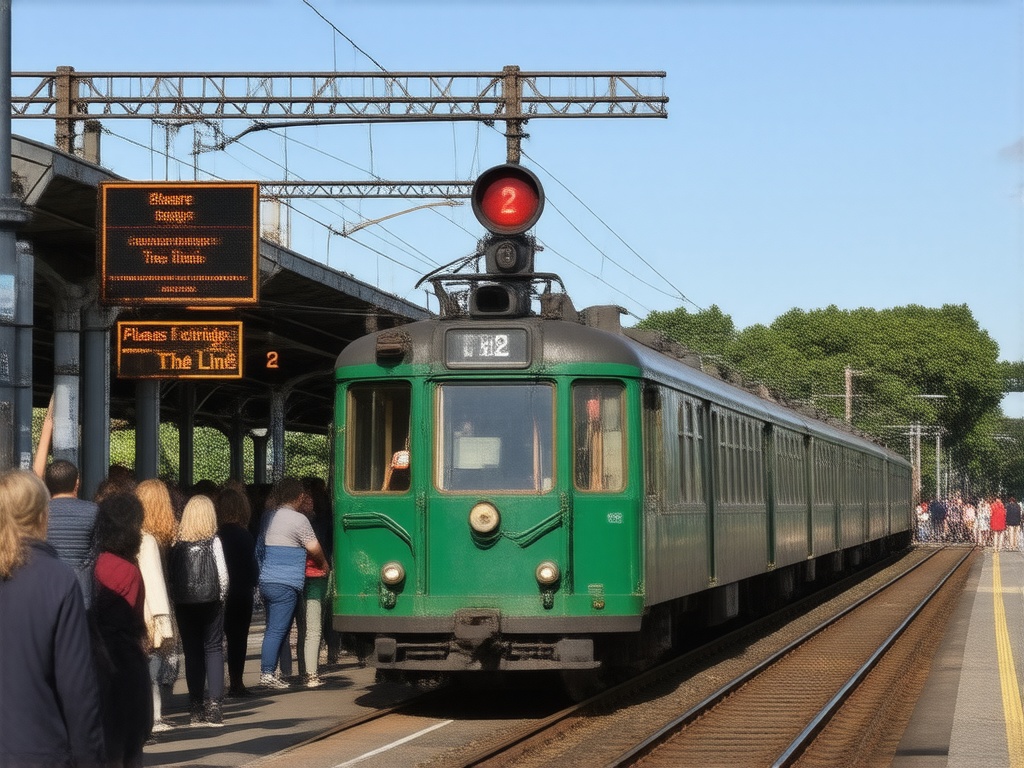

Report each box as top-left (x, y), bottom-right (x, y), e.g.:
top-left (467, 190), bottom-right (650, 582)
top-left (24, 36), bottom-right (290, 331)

top-left (471, 164), bottom-right (545, 235)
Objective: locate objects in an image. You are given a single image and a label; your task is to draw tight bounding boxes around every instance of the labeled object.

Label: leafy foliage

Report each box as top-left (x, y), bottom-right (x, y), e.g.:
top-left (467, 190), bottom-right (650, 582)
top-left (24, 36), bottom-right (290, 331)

top-left (638, 302), bottom-right (1010, 497)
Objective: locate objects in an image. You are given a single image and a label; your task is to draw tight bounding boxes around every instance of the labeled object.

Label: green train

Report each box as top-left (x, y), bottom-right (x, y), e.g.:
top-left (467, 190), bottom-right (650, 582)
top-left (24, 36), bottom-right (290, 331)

top-left (331, 165), bottom-right (913, 694)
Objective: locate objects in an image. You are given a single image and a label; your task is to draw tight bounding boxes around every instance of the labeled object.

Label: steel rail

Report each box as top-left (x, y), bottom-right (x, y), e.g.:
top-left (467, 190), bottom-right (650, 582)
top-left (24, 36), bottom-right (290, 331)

top-left (771, 546), bottom-right (973, 767)
top-left (602, 546), bottom-right (956, 768)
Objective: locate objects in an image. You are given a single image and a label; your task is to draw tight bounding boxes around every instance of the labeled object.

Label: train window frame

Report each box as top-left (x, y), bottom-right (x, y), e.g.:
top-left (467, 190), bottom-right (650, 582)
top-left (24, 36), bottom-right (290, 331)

top-left (434, 381), bottom-right (556, 494)
top-left (344, 381), bottom-right (413, 494)
top-left (573, 380), bottom-right (627, 493)
top-left (677, 396), bottom-right (705, 504)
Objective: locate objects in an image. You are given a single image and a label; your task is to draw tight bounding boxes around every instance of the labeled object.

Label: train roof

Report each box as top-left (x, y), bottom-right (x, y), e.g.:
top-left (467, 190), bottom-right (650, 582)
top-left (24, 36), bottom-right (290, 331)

top-left (336, 310), bottom-right (907, 465)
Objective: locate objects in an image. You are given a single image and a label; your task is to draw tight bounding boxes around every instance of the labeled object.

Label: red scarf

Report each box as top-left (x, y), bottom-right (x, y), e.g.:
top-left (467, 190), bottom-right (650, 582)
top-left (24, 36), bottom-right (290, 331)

top-left (94, 551), bottom-right (144, 610)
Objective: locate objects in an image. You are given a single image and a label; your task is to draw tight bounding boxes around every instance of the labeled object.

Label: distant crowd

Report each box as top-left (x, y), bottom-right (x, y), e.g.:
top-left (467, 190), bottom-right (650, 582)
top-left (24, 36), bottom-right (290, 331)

top-left (917, 494), bottom-right (1024, 550)
top-left (0, 430), bottom-right (336, 768)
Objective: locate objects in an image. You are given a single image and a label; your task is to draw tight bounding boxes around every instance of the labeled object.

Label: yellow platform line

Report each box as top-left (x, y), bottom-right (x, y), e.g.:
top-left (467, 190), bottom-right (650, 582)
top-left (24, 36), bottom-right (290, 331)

top-left (993, 551), bottom-right (1024, 767)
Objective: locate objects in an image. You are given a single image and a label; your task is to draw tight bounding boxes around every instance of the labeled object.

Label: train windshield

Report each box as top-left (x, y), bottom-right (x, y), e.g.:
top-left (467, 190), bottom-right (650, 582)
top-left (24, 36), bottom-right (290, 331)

top-left (436, 383), bottom-right (554, 492)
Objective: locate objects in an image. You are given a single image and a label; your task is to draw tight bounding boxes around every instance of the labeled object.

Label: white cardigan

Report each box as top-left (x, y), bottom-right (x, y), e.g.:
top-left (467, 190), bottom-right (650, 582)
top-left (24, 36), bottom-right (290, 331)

top-left (138, 531), bottom-right (173, 648)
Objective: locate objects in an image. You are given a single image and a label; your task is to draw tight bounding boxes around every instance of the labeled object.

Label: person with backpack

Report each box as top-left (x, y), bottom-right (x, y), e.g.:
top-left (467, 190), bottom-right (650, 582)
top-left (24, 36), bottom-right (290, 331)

top-left (168, 494), bottom-right (228, 727)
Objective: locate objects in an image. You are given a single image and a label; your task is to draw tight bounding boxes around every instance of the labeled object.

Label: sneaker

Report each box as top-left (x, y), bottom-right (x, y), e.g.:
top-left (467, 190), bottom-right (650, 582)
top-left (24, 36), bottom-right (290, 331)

top-left (204, 700), bottom-right (224, 728)
top-left (189, 702), bottom-right (206, 727)
top-left (227, 685), bottom-right (252, 698)
top-left (304, 673), bottom-right (324, 688)
top-left (259, 672), bottom-right (290, 689)
top-left (151, 720), bottom-right (172, 733)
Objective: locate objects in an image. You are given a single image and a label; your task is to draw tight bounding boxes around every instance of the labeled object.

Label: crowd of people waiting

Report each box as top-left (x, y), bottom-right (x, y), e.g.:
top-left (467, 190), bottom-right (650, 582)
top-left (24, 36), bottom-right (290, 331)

top-left (0, 442), bottom-right (337, 767)
top-left (917, 493), bottom-right (1024, 550)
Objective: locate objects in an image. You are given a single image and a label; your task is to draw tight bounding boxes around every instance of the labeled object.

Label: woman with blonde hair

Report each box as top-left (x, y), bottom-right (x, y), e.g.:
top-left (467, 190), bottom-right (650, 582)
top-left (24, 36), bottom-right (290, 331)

top-left (136, 478), bottom-right (178, 732)
top-left (168, 494), bottom-right (229, 726)
top-left (0, 469), bottom-right (106, 766)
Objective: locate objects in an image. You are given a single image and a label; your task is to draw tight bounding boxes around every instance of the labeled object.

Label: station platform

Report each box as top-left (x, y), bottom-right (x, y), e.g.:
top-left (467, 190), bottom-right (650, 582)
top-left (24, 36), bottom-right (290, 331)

top-left (144, 547), bottom-right (1024, 767)
top-left (896, 546), bottom-right (1024, 767)
top-left (142, 623), bottom-right (415, 768)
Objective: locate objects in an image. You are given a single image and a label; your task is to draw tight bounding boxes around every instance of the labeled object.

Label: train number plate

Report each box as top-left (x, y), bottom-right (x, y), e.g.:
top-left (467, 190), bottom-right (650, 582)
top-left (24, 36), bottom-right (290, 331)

top-left (445, 329), bottom-right (530, 368)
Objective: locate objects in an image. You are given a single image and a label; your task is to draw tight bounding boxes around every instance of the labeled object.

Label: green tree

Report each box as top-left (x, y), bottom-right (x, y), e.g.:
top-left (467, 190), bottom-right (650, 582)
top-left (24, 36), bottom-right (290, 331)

top-left (637, 302), bottom-right (1005, 493)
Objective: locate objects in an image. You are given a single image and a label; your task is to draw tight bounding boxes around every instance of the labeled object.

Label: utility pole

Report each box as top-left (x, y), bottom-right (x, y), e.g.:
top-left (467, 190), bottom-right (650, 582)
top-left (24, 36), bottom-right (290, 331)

top-left (0, 0), bottom-right (29, 470)
top-left (845, 366), bottom-right (854, 423)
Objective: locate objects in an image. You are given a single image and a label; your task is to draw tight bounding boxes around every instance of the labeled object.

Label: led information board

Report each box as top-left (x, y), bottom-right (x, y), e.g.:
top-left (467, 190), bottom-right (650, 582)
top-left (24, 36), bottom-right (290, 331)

top-left (100, 182), bottom-right (259, 306)
top-left (116, 321), bottom-right (243, 379)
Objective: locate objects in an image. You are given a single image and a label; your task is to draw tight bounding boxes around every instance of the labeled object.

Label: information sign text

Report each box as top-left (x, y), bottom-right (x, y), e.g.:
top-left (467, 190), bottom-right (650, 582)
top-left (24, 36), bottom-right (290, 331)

top-left (116, 321), bottom-right (243, 379)
top-left (100, 182), bottom-right (259, 306)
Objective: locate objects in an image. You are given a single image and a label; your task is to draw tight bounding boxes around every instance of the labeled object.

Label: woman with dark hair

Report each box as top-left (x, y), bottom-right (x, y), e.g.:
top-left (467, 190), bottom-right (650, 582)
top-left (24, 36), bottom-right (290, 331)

top-left (91, 491), bottom-right (153, 767)
top-left (0, 469), bottom-right (106, 768)
top-left (216, 482), bottom-right (258, 696)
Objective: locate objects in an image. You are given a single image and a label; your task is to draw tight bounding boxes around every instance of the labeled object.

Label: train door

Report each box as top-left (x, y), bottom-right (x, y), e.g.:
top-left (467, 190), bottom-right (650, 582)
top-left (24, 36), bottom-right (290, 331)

top-left (337, 381), bottom-right (417, 601)
top-left (570, 380), bottom-right (637, 610)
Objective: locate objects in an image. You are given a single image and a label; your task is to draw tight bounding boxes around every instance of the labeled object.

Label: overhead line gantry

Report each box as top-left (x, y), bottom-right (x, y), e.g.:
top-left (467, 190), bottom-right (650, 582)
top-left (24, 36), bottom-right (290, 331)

top-left (13, 65), bottom-right (668, 163)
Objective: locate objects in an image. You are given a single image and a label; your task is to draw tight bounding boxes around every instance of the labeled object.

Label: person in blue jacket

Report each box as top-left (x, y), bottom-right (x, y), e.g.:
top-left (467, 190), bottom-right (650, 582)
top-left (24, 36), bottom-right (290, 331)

top-left (0, 468), bottom-right (106, 767)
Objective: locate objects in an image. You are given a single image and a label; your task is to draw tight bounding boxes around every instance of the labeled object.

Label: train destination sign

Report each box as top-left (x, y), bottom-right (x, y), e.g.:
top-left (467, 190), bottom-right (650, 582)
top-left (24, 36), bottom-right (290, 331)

top-left (99, 182), bottom-right (259, 306)
top-left (445, 328), bottom-right (530, 368)
top-left (116, 321), bottom-right (243, 379)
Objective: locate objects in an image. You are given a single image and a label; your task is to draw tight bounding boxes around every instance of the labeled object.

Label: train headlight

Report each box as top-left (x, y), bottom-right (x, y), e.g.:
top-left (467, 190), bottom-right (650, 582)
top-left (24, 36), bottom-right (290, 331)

top-left (380, 561), bottom-right (406, 586)
top-left (535, 560), bottom-right (560, 586)
top-left (469, 502), bottom-right (500, 535)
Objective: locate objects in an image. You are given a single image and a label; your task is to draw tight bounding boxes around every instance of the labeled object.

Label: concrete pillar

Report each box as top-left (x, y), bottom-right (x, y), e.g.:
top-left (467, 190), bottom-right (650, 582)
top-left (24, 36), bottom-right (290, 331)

top-left (270, 388), bottom-right (286, 482)
top-left (50, 289), bottom-right (83, 467)
top-left (229, 404), bottom-right (245, 481)
top-left (252, 431), bottom-right (269, 486)
top-left (135, 379), bottom-right (160, 480)
top-left (13, 240), bottom-right (32, 468)
top-left (177, 383), bottom-right (195, 490)
top-left (81, 299), bottom-right (114, 500)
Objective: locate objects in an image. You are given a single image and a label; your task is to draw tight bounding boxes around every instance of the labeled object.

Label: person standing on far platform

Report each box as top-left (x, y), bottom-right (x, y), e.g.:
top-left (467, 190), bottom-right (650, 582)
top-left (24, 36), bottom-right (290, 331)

top-left (991, 496), bottom-right (1007, 551)
top-left (1005, 496), bottom-right (1021, 551)
top-left (927, 497), bottom-right (948, 542)
top-left (976, 497), bottom-right (991, 547)
top-left (44, 458), bottom-right (100, 605)
top-left (0, 469), bottom-right (106, 768)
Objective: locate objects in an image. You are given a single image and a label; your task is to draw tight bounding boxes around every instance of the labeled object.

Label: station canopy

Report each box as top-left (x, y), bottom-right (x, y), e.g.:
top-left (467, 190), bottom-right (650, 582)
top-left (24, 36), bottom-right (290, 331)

top-left (13, 135), bottom-right (430, 435)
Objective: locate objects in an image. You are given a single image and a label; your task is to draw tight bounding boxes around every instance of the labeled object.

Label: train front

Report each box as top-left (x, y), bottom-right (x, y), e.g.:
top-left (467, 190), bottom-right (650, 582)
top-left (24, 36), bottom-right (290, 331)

top-left (331, 166), bottom-right (644, 686)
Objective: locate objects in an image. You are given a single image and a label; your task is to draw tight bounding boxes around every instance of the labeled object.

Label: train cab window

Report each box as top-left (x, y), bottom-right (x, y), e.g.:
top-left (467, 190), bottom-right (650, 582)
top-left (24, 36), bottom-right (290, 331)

top-left (437, 383), bottom-right (554, 492)
top-left (345, 383), bottom-right (412, 493)
top-left (573, 382), bottom-right (626, 492)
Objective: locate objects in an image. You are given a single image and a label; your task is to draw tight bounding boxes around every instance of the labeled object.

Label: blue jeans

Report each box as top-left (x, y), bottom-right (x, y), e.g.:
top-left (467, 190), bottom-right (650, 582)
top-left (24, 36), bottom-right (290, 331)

top-left (259, 582), bottom-right (300, 674)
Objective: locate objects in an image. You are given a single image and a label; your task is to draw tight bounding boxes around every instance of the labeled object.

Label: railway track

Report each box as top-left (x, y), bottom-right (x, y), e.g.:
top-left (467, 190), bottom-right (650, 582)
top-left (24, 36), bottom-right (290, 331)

top-left (429, 546), bottom-right (973, 768)
top-left (236, 546), bottom-right (972, 768)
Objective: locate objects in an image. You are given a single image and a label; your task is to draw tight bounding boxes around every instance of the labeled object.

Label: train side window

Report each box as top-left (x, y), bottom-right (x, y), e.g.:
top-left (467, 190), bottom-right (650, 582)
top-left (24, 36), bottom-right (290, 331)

top-left (677, 397), bottom-right (704, 504)
top-left (345, 382), bottom-right (412, 493)
top-left (574, 381), bottom-right (627, 492)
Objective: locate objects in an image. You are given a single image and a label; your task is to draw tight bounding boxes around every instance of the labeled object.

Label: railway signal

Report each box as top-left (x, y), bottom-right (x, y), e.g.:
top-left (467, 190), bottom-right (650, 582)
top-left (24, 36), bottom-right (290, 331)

top-left (470, 164), bottom-right (545, 316)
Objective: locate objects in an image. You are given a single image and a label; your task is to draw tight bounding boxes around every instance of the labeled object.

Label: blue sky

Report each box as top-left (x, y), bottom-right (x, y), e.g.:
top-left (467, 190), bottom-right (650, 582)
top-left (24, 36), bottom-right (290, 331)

top-left (13, 1), bottom-right (1024, 413)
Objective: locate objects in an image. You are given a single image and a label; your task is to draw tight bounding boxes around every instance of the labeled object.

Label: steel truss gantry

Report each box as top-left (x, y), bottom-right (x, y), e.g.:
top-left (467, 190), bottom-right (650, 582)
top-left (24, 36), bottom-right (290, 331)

top-left (13, 65), bottom-right (668, 164)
